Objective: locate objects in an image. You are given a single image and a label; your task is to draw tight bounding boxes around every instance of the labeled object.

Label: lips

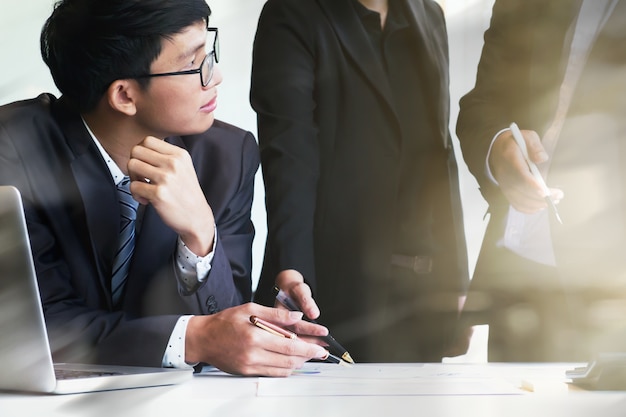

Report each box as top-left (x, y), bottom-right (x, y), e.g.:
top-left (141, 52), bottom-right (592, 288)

top-left (200, 97), bottom-right (217, 113)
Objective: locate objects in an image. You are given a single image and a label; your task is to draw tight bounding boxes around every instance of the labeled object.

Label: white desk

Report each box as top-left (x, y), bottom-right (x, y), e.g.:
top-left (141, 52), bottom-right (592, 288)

top-left (1, 363), bottom-right (625, 417)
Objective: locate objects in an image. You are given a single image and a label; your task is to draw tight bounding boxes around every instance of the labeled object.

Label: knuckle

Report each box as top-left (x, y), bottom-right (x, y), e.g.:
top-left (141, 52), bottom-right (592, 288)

top-left (244, 328), bottom-right (261, 345)
top-left (266, 306), bottom-right (284, 322)
top-left (236, 352), bottom-right (256, 373)
top-left (284, 340), bottom-right (299, 356)
top-left (280, 354), bottom-right (298, 369)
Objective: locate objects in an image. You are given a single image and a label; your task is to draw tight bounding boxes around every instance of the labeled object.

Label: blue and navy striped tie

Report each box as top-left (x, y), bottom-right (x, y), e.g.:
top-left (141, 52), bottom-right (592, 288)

top-left (111, 177), bottom-right (138, 306)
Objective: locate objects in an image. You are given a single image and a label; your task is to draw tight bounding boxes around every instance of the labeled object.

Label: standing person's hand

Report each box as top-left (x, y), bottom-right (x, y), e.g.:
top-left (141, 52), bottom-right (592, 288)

top-left (275, 269), bottom-right (321, 322)
top-left (489, 128), bottom-right (563, 212)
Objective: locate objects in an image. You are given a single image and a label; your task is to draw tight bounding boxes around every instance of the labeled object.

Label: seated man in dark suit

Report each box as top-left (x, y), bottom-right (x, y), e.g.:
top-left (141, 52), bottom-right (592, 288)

top-left (0, 0), bottom-right (329, 376)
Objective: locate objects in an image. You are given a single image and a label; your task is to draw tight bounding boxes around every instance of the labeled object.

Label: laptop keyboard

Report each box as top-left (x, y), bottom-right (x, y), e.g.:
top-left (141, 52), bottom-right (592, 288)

top-left (55, 368), bottom-right (123, 380)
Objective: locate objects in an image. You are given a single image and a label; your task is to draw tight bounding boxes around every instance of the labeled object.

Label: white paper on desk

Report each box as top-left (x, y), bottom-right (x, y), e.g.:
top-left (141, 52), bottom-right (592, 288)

top-left (257, 364), bottom-right (525, 397)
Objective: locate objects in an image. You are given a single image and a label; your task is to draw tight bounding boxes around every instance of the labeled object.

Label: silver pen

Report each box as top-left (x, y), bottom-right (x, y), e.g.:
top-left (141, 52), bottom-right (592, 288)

top-left (509, 122), bottom-right (563, 224)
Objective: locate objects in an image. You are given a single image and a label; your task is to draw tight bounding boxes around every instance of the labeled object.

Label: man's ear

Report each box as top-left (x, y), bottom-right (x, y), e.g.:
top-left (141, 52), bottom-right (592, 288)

top-left (106, 80), bottom-right (139, 116)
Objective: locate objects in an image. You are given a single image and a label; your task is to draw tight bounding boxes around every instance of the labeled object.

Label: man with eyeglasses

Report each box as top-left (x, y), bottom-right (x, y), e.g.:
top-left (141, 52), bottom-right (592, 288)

top-left (0, 0), bottom-right (329, 376)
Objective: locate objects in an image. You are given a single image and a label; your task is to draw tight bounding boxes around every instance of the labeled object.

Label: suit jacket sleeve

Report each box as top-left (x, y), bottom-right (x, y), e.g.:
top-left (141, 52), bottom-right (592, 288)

top-left (456, 0), bottom-right (573, 208)
top-left (250, 1), bottom-right (320, 288)
top-left (187, 126), bottom-right (259, 309)
top-left (456, 0), bottom-right (538, 207)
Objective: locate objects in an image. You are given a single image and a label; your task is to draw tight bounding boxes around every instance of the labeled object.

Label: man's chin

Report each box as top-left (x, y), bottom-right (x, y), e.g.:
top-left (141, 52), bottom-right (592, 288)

top-left (175, 117), bottom-right (216, 136)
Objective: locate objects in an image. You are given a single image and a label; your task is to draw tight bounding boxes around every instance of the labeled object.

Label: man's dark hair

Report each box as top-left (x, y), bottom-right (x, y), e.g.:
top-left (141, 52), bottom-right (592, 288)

top-left (40, 0), bottom-right (211, 112)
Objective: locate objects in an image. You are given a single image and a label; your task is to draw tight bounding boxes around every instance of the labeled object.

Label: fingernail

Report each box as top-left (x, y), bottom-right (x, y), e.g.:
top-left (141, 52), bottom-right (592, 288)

top-left (316, 349), bottom-right (330, 360)
top-left (288, 311), bottom-right (303, 320)
top-left (537, 151), bottom-right (548, 163)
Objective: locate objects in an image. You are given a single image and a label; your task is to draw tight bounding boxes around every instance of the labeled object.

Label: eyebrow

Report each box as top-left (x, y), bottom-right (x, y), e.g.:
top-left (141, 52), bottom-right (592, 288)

top-left (177, 40), bottom-right (206, 63)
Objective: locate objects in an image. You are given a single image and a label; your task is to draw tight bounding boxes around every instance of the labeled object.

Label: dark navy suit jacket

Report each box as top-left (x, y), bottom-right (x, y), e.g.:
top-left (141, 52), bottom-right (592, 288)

top-left (0, 94), bottom-right (259, 366)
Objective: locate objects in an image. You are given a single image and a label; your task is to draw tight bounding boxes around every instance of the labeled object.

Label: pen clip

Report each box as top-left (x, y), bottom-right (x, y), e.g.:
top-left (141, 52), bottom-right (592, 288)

top-left (250, 315), bottom-right (297, 339)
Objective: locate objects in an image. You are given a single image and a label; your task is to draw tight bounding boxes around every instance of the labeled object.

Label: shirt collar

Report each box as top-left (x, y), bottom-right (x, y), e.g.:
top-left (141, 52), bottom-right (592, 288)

top-left (80, 117), bottom-right (126, 186)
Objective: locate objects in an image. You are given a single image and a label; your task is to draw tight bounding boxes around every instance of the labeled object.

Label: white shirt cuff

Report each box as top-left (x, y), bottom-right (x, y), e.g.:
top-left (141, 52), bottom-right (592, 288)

top-left (485, 127), bottom-right (511, 185)
top-left (162, 315), bottom-right (196, 369)
top-left (175, 228), bottom-right (217, 292)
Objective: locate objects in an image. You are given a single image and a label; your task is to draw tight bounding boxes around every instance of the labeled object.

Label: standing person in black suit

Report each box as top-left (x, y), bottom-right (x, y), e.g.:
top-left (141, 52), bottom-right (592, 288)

top-left (0, 0), bottom-right (331, 376)
top-left (457, 0), bottom-right (626, 361)
top-left (251, 0), bottom-right (470, 362)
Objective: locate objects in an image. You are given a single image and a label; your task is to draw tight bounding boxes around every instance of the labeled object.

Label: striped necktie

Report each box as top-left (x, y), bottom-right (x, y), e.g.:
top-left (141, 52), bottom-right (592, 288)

top-left (111, 177), bottom-right (138, 306)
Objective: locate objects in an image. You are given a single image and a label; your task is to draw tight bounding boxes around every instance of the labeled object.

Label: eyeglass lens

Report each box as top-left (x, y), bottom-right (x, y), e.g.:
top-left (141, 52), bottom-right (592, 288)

top-left (201, 53), bottom-right (213, 87)
top-left (201, 29), bottom-right (219, 87)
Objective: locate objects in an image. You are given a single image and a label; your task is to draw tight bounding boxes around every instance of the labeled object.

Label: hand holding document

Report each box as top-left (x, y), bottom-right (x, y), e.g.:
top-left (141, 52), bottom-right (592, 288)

top-left (509, 122), bottom-right (563, 224)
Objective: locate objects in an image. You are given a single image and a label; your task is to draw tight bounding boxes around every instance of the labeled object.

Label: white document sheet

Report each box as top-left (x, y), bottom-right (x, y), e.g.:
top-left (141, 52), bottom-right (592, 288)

top-left (256, 363), bottom-right (527, 397)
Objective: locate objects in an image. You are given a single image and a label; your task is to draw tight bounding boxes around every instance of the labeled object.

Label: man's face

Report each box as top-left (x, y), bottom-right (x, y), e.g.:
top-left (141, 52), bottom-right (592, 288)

top-left (133, 21), bottom-right (222, 138)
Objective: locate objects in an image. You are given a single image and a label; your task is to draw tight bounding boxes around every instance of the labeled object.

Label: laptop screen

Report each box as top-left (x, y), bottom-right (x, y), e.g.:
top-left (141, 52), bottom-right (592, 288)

top-left (0, 186), bottom-right (192, 394)
top-left (0, 185), bottom-right (57, 392)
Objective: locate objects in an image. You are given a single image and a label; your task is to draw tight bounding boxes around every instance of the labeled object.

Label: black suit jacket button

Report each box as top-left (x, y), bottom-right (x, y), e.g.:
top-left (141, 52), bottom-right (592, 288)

top-left (206, 295), bottom-right (219, 314)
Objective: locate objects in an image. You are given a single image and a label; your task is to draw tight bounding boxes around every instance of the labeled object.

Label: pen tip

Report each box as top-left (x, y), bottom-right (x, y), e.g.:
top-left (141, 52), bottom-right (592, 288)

top-left (342, 353), bottom-right (355, 364)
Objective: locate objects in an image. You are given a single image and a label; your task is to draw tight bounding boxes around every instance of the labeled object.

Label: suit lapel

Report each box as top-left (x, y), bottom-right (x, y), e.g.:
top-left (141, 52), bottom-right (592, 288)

top-left (404, 0), bottom-right (443, 76)
top-left (317, 0), bottom-right (396, 113)
top-left (53, 99), bottom-right (121, 297)
top-left (584, 0), bottom-right (624, 60)
top-left (404, 0), bottom-right (450, 149)
top-left (71, 152), bottom-right (119, 285)
top-left (318, 0), bottom-right (451, 149)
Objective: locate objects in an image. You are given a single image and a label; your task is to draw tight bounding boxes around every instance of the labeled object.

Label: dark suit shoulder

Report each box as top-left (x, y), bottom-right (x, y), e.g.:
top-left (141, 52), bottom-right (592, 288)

top-left (177, 120), bottom-right (259, 185)
top-left (422, 0), bottom-right (444, 14)
top-left (208, 119), bottom-right (256, 143)
top-left (180, 119), bottom-right (257, 155)
top-left (0, 93), bottom-right (57, 127)
top-left (262, 0), bottom-right (316, 10)
top-left (259, 0), bottom-right (323, 26)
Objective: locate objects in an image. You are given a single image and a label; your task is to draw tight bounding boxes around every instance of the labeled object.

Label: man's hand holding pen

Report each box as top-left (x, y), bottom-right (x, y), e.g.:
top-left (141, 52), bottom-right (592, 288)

top-left (489, 125), bottom-right (564, 217)
top-left (185, 303), bottom-right (329, 377)
top-left (250, 316), bottom-right (350, 366)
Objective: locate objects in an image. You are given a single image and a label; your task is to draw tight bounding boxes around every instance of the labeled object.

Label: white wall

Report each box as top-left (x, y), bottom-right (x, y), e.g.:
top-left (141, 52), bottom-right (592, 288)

top-left (0, 0), bottom-right (494, 292)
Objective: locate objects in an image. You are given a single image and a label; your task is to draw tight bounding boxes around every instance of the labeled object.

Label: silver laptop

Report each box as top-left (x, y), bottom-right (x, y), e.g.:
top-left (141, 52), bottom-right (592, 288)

top-left (0, 185), bottom-right (192, 394)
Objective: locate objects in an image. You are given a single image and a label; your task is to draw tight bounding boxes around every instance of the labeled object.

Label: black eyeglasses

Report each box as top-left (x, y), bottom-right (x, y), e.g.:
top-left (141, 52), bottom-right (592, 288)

top-left (136, 27), bottom-right (219, 87)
